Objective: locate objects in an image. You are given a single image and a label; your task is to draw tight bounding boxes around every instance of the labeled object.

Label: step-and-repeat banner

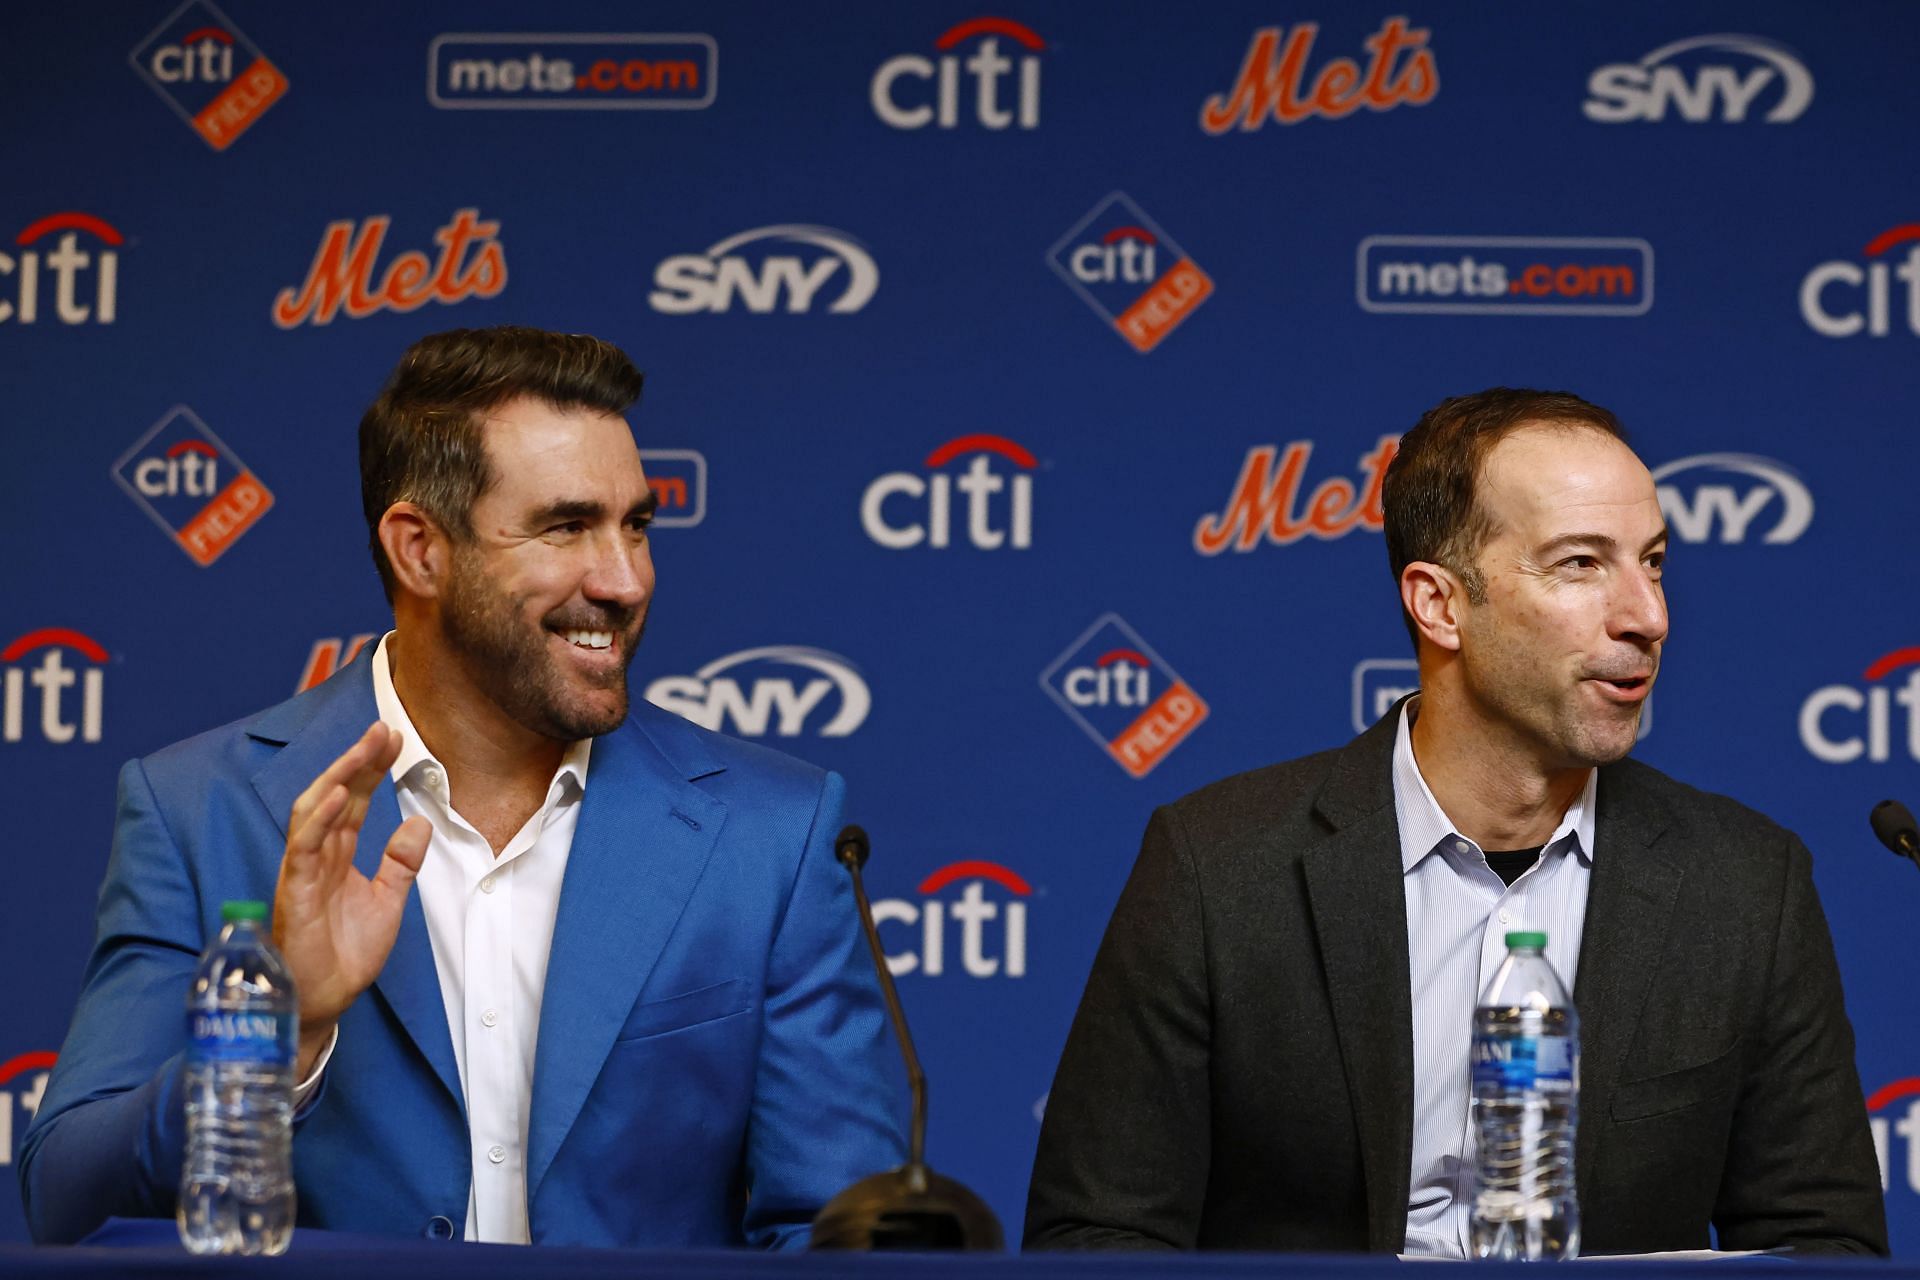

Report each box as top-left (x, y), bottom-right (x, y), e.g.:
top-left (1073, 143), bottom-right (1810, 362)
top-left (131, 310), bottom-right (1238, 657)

top-left (5, 0), bottom-right (1919, 1250)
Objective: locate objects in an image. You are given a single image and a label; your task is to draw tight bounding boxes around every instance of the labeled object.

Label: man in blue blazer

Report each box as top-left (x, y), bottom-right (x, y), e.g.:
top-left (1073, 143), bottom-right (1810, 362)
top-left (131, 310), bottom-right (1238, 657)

top-left (21, 327), bottom-right (906, 1246)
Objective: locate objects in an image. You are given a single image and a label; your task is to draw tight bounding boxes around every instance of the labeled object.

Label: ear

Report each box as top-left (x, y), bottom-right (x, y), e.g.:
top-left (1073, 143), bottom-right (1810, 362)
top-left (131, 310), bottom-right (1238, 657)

top-left (378, 502), bottom-right (450, 601)
top-left (1400, 561), bottom-right (1465, 654)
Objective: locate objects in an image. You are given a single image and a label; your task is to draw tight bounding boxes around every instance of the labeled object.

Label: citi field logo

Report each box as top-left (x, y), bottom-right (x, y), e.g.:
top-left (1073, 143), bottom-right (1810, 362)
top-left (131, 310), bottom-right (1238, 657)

top-left (874, 861), bottom-right (1031, 978)
top-left (1650, 454), bottom-right (1812, 545)
top-left (871, 17), bottom-right (1043, 131)
top-left (639, 449), bottom-right (707, 528)
top-left (298, 634), bottom-right (376, 693)
top-left (1194, 436), bottom-right (1398, 555)
top-left (0, 1052), bottom-right (55, 1168)
top-left (645, 646), bottom-right (870, 739)
top-left (130, 0), bottom-right (287, 150)
top-left (1201, 16), bottom-right (1437, 132)
top-left (649, 225), bottom-right (878, 315)
top-left (1352, 658), bottom-right (1649, 740)
top-left (112, 406), bottom-right (274, 566)
top-left (3, 630), bottom-right (107, 746)
top-left (861, 434), bottom-right (1034, 550)
top-left (272, 209), bottom-right (507, 329)
top-left (1358, 237), bottom-right (1654, 316)
top-left (1800, 224), bottom-right (1920, 339)
top-left (429, 33), bottom-right (715, 109)
top-left (1584, 35), bottom-right (1812, 124)
top-left (1041, 615), bottom-right (1208, 778)
top-left (1046, 193), bottom-right (1214, 354)
top-left (1869, 1078), bottom-right (1920, 1197)
top-left (1800, 648), bottom-right (1920, 765)
top-left (1, 212), bottom-right (123, 326)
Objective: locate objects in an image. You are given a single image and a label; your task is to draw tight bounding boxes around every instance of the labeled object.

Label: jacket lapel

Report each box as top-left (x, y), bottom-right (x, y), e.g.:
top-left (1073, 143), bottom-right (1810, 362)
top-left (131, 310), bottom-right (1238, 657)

top-left (526, 713), bottom-right (727, 1200)
top-left (247, 652), bottom-right (465, 1113)
top-left (1301, 710), bottom-right (1414, 1253)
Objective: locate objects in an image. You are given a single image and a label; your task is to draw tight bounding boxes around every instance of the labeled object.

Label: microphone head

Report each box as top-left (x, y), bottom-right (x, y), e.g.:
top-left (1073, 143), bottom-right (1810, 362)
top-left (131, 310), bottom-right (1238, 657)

top-left (835, 824), bottom-right (871, 870)
top-left (1871, 800), bottom-right (1920, 857)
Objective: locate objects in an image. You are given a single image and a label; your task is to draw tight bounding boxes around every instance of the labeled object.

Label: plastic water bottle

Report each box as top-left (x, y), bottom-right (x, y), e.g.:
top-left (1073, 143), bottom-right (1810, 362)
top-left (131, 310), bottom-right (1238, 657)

top-left (1470, 930), bottom-right (1579, 1261)
top-left (178, 900), bottom-right (298, 1255)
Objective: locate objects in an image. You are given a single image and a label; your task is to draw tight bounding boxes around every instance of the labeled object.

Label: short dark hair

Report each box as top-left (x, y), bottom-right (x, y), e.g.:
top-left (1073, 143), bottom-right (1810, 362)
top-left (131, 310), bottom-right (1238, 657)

top-left (1381, 387), bottom-right (1627, 647)
top-left (358, 326), bottom-right (644, 600)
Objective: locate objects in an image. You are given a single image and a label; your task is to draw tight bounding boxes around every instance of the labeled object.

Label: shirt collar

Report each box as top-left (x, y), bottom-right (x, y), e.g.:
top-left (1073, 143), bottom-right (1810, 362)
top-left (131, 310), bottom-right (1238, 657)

top-left (369, 632), bottom-right (591, 805)
top-left (1390, 697), bottom-right (1596, 875)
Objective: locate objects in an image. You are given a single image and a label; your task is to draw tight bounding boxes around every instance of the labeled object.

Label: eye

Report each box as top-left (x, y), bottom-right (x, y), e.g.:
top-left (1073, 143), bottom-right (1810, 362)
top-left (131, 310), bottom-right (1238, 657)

top-left (1645, 550), bottom-right (1665, 576)
top-left (546, 520), bottom-right (587, 538)
top-left (1560, 555), bottom-right (1599, 571)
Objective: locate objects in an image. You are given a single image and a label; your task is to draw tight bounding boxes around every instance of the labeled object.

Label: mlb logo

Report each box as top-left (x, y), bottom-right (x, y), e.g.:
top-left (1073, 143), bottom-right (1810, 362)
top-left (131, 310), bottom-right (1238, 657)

top-left (1041, 614), bottom-right (1209, 778)
top-left (129, 0), bottom-right (288, 151)
top-left (1046, 192), bottom-right (1214, 353)
top-left (638, 449), bottom-right (707, 528)
top-left (112, 406), bottom-right (274, 567)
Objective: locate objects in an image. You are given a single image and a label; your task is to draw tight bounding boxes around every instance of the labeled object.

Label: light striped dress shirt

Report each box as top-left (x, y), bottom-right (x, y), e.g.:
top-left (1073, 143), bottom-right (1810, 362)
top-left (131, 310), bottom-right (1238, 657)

top-left (1392, 699), bottom-right (1595, 1259)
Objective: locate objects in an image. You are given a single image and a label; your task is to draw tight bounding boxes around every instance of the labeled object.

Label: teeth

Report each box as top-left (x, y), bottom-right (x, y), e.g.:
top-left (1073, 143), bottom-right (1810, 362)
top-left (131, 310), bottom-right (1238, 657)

top-left (562, 630), bottom-right (613, 651)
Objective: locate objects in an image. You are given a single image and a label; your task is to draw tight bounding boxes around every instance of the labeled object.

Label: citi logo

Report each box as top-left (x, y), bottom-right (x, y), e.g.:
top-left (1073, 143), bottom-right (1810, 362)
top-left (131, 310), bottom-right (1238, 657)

top-left (650, 225), bottom-right (878, 315)
top-left (1800, 224), bottom-right (1920, 339)
top-left (1201, 16), bottom-right (1437, 133)
top-left (1584, 35), bottom-right (1812, 124)
top-left (1800, 647), bottom-right (1920, 765)
top-left (1650, 453), bottom-right (1812, 545)
top-left (874, 861), bottom-right (1030, 978)
top-left (129, 0), bottom-right (287, 149)
top-left (1041, 615), bottom-right (1209, 778)
top-left (112, 407), bottom-right (274, 566)
top-left (1, 212), bottom-right (122, 326)
top-left (1869, 1078), bottom-right (1920, 1197)
top-left (645, 646), bottom-right (870, 738)
top-left (0, 1052), bottom-right (55, 1168)
top-left (1194, 436), bottom-right (1398, 555)
top-left (298, 634), bottom-right (376, 693)
top-left (871, 17), bottom-right (1043, 131)
top-left (3, 629), bottom-right (106, 745)
top-left (1047, 192), bottom-right (1214, 354)
top-left (861, 434), bottom-right (1035, 551)
top-left (272, 208), bottom-right (507, 329)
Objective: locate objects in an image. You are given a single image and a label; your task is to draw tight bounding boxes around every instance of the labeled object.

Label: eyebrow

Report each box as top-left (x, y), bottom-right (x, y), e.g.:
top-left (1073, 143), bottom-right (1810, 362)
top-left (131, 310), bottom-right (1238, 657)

top-left (528, 492), bottom-right (658, 526)
top-left (1537, 527), bottom-right (1670, 558)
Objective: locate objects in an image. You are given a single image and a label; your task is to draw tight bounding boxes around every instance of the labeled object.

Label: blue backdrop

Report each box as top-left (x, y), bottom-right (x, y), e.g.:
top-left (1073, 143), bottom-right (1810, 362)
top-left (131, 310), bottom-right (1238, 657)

top-left (4, 0), bottom-right (1919, 1251)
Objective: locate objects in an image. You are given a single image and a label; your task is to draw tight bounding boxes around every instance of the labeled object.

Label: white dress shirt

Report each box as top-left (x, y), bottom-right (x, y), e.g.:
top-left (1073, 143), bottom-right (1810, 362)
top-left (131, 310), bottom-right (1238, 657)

top-left (1393, 698), bottom-right (1595, 1259)
top-left (365, 632), bottom-right (591, 1244)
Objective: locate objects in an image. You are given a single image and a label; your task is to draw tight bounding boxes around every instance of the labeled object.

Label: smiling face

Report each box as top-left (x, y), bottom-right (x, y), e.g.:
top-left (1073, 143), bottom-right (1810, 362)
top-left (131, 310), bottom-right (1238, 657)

top-left (437, 396), bottom-right (656, 742)
top-left (1450, 423), bottom-right (1669, 770)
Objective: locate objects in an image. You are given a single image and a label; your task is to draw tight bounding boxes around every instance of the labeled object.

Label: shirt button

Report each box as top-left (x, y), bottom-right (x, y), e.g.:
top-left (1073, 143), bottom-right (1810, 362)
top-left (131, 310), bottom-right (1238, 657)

top-left (423, 765), bottom-right (442, 790)
top-left (488, 1144), bottom-right (506, 1164)
top-left (480, 875), bottom-right (496, 894)
top-left (1453, 839), bottom-right (1470, 854)
top-left (1498, 909), bottom-right (1512, 924)
top-left (481, 1009), bottom-right (498, 1028)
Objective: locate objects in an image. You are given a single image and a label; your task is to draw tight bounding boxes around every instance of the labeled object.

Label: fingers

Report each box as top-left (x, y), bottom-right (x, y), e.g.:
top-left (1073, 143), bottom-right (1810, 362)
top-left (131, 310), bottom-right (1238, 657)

top-left (288, 722), bottom-right (393, 835)
top-left (371, 817), bottom-right (433, 899)
top-left (281, 784), bottom-right (349, 889)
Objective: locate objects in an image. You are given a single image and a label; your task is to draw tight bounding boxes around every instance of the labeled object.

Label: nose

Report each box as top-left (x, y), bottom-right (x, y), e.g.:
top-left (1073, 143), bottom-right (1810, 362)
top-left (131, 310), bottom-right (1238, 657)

top-left (582, 529), bottom-right (652, 612)
top-left (1610, 562), bottom-right (1668, 649)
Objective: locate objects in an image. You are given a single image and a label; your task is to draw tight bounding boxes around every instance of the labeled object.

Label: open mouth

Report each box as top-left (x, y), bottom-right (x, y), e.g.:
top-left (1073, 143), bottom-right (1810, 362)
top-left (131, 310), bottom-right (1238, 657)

top-left (556, 628), bottom-right (615, 652)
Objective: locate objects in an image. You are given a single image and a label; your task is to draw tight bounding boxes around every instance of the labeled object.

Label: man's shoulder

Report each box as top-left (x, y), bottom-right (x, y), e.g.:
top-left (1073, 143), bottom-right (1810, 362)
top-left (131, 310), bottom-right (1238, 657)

top-left (133, 674), bottom-right (353, 794)
top-left (1604, 754), bottom-right (1805, 856)
top-left (1156, 740), bottom-right (1360, 853)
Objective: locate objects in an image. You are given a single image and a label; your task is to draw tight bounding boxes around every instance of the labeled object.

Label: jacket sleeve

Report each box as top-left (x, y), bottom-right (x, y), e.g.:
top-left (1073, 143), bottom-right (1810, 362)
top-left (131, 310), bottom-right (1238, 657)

top-left (739, 770), bottom-right (909, 1249)
top-left (1711, 834), bottom-right (1889, 1255)
top-left (1025, 806), bottom-right (1211, 1250)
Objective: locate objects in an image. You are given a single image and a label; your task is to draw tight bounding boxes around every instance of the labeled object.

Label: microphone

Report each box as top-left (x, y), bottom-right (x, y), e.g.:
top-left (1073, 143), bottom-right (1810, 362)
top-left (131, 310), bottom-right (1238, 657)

top-left (1872, 800), bottom-right (1920, 867)
top-left (809, 825), bottom-right (1004, 1251)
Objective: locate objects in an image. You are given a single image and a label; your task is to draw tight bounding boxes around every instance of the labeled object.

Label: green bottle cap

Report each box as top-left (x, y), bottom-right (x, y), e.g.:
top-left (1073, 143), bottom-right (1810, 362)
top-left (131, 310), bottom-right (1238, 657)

top-left (1506, 930), bottom-right (1547, 949)
top-left (221, 900), bottom-right (269, 923)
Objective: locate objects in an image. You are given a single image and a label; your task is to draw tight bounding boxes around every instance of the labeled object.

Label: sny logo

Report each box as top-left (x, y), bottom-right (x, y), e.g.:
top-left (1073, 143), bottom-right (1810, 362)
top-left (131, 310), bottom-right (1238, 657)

top-left (1584, 35), bottom-right (1812, 124)
top-left (3, 630), bottom-right (106, 745)
top-left (1, 212), bottom-right (122, 326)
top-left (645, 646), bottom-right (870, 738)
top-left (1358, 236), bottom-right (1654, 316)
top-left (1194, 436), bottom-right (1398, 555)
top-left (1800, 224), bottom-right (1920, 339)
top-left (1201, 15), bottom-right (1436, 132)
top-left (0, 1052), bottom-right (56, 1167)
top-left (650, 225), bottom-right (877, 315)
top-left (873, 861), bottom-right (1031, 978)
top-left (1047, 193), bottom-right (1214, 354)
top-left (1800, 647), bottom-right (1920, 765)
top-left (113, 406), bottom-right (274, 566)
top-left (1650, 453), bottom-right (1812, 545)
top-left (129, 0), bottom-right (288, 150)
top-left (1041, 614), bottom-right (1208, 778)
top-left (639, 450), bottom-right (707, 528)
top-left (1353, 658), bottom-right (1649, 740)
top-left (871, 17), bottom-right (1043, 131)
top-left (273, 209), bottom-right (506, 328)
top-left (298, 634), bottom-right (376, 693)
top-left (429, 33), bottom-right (715, 110)
top-left (861, 434), bottom-right (1034, 550)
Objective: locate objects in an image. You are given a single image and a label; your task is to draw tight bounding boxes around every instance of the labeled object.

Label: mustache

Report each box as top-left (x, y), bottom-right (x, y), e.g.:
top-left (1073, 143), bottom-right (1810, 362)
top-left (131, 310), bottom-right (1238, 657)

top-left (1585, 653), bottom-right (1660, 682)
top-left (544, 606), bottom-right (639, 635)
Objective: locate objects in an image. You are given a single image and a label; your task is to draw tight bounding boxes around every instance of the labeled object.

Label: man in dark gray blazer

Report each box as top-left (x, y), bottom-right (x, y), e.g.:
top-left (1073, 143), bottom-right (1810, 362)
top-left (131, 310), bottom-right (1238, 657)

top-left (1026, 389), bottom-right (1887, 1256)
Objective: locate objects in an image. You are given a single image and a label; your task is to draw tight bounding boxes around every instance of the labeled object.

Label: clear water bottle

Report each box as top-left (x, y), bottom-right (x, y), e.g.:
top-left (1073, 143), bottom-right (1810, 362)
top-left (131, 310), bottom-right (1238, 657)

top-left (178, 900), bottom-right (298, 1255)
top-left (1470, 930), bottom-right (1579, 1261)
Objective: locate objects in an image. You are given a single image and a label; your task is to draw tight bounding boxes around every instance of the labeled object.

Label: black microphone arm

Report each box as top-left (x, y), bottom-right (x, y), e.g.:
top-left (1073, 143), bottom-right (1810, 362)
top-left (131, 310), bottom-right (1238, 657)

top-left (834, 824), bottom-right (926, 1168)
top-left (1872, 799), bottom-right (1920, 868)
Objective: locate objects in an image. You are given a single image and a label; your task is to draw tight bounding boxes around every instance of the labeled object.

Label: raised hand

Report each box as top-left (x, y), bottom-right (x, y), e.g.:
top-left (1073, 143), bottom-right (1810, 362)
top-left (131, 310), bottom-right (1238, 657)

top-left (272, 722), bottom-right (432, 1077)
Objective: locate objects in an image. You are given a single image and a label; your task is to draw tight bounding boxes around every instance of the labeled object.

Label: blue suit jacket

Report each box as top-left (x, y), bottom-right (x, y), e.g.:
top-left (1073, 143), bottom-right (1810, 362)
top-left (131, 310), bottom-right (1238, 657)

top-left (20, 654), bottom-right (907, 1246)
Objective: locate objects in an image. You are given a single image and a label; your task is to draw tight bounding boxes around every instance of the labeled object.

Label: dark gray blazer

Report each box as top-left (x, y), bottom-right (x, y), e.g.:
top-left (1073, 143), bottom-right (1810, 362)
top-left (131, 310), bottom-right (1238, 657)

top-left (1025, 707), bottom-right (1888, 1255)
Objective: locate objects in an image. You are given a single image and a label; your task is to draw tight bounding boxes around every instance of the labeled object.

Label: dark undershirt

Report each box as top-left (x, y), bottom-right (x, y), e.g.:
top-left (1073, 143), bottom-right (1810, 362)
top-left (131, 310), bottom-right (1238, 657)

top-left (1484, 845), bottom-right (1546, 888)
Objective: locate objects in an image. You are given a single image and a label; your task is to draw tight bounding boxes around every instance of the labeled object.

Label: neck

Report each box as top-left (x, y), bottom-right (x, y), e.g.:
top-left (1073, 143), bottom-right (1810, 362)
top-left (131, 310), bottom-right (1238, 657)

top-left (1406, 691), bottom-right (1587, 852)
top-left (386, 628), bottom-right (566, 809)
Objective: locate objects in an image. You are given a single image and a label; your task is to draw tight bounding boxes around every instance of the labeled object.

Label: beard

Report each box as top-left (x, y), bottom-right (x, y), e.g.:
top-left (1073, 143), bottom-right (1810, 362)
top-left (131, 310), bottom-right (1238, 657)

top-left (440, 544), bottom-right (645, 742)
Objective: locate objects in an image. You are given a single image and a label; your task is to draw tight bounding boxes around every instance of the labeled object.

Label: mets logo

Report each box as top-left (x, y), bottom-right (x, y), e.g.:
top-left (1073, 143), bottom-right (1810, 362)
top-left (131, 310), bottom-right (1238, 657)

top-left (129, 0), bottom-right (288, 150)
top-left (1047, 192), bottom-right (1213, 353)
top-left (1040, 614), bottom-right (1208, 778)
top-left (112, 406), bottom-right (274, 566)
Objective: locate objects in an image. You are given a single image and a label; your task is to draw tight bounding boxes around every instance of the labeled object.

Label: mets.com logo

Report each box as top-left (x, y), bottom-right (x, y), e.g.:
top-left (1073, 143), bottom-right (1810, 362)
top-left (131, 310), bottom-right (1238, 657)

top-left (0, 1051), bottom-right (54, 1167)
top-left (1047, 192), bottom-right (1214, 353)
top-left (873, 861), bottom-right (1032, 978)
top-left (429, 33), bottom-right (715, 109)
top-left (1357, 236), bottom-right (1653, 316)
top-left (645, 646), bottom-right (870, 739)
top-left (113, 406), bottom-right (273, 566)
top-left (1041, 615), bottom-right (1208, 778)
top-left (129, 0), bottom-right (287, 150)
